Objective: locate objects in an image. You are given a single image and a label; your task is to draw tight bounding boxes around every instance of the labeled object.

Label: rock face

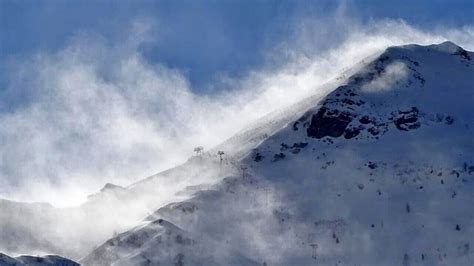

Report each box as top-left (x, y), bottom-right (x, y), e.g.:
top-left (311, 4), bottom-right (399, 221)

top-left (306, 107), bottom-right (354, 138)
top-left (80, 42), bottom-right (474, 265)
top-left (392, 107), bottom-right (421, 131)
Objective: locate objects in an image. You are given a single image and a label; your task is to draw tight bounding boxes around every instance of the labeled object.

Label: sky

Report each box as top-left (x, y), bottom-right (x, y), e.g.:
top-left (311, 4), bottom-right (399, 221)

top-left (1, 0), bottom-right (473, 91)
top-left (0, 0), bottom-right (473, 206)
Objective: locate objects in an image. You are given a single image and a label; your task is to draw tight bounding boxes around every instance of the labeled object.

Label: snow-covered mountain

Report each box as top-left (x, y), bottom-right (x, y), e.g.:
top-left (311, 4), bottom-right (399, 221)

top-left (1, 41), bottom-right (473, 265)
top-left (0, 253), bottom-right (78, 266)
top-left (78, 41), bottom-right (474, 265)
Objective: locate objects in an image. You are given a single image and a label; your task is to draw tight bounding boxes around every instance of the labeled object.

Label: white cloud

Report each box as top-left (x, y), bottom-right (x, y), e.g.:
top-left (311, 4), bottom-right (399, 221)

top-left (0, 15), bottom-right (473, 207)
top-left (362, 61), bottom-right (409, 92)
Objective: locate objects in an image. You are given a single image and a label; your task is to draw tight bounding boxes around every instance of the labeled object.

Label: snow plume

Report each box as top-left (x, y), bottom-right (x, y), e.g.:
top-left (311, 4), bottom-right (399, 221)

top-left (1, 15), bottom-right (473, 206)
top-left (362, 61), bottom-right (409, 92)
top-left (82, 173), bottom-right (320, 265)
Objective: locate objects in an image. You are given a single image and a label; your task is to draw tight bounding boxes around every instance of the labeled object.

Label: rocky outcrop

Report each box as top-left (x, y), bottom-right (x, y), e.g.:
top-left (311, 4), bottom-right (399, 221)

top-left (307, 107), bottom-right (355, 139)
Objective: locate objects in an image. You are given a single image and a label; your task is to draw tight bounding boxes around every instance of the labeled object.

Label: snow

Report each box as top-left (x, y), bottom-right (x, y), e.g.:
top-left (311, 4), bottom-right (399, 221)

top-left (1, 41), bottom-right (473, 265)
top-left (0, 253), bottom-right (79, 266)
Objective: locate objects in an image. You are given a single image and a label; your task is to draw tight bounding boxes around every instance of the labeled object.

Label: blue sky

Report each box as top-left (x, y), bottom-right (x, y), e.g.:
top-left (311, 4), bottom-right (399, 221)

top-left (1, 0), bottom-right (473, 205)
top-left (1, 0), bottom-right (473, 91)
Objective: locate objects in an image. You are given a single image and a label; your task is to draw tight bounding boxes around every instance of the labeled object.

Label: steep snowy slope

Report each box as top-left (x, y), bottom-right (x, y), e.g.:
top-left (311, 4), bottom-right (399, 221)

top-left (0, 253), bottom-right (79, 266)
top-left (82, 42), bottom-right (474, 265)
top-left (0, 157), bottom-right (235, 259)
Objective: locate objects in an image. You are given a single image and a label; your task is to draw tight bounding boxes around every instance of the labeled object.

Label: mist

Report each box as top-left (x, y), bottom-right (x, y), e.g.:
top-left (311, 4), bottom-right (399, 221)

top-left (0, 12), bottom-right (473, 207)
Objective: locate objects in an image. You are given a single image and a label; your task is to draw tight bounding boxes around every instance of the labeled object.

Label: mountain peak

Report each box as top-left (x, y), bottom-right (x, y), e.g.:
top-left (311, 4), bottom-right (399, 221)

top-left (100, 183), bottom-right (125, 193)
top-left (3, 41), bottom-right (473, 265)
top-left (430, 40), bottom-right (464, 53)
top-left (383, 41), bottom-right (470, 58)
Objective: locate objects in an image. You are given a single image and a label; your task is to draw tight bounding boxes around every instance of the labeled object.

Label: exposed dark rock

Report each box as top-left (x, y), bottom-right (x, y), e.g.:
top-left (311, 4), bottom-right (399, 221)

top-left (175, 235), bottom-right (192, 245)
top-left (367, 127), bottom-right (380, 136)
top-left (413, 73), bottom-right (426, 86)
top-left (351, 76), bottom-right (364, 85)
top-left (344, 127), bottom-right (361, 139)
top-left (359, 116), bottom-right (374, 124)
top-left (292, 121), bottom-right (300, 131)
top-left (291, 148), bottom-right (301, 154)
top-left (454, 48), bottom-right (471, 61)
top-left (450, 170), bottom-right (460, 178)
top-left (289, 142), bottom-right (309, 154)
top-left (280, 143), bottom-right (289, 151)
top-left (367, 162), bottom-right (378, 169)
top-left (393, 107), bottom-right (421, 131)
top-left (252, 152), bottom-right (263, 162)
top-left (433, 113), bottom-right (445, 123)
top-left (322, 138), bottom-right (334, 144)
top-left (378, 55), bottom-right (390, 63)
top-left (341, 98), bottom-right (355, 106)
top-left (307, 107), bottom-right (354, 138)
top-left (291, 142), bottom-right (308, 149)
top-left (273, 153), bottom-right (286, 162)
top-left (445, 116), bottom-right (454, 125)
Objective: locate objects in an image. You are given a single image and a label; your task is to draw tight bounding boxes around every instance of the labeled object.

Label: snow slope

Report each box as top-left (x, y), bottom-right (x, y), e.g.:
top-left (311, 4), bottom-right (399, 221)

top-left (0, 157), bottom-right (235, 259)
top-left (0, 253), bottom-right (79, 266)
top-left (81, 41), bottom-right (474, 265)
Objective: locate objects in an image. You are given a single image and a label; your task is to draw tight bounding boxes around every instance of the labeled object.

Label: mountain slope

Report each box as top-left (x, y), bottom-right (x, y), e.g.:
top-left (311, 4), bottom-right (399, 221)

top-left (0, 45), bottom-right (350, 260)
top-left (82, 41), bottom-right (474, 265)
top-left (0, 157), bottom-right (235, 259)
top-left (0, 253), bottom-right (79, 266)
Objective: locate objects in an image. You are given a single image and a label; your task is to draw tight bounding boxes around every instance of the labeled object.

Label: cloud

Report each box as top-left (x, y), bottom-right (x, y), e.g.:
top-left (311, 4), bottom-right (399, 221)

top-left (362, 61), bottom-right (409, 92)
top-left (0, 12), bottom-right (473, 207)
